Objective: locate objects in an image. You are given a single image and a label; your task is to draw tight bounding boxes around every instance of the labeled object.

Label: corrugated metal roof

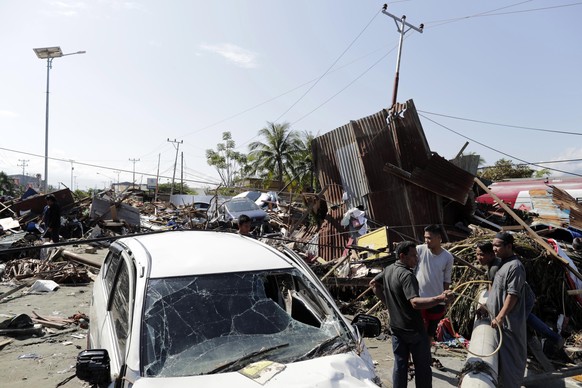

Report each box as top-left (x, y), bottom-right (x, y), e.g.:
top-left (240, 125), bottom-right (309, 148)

top-left (312, 99), bottom-right (473, 260)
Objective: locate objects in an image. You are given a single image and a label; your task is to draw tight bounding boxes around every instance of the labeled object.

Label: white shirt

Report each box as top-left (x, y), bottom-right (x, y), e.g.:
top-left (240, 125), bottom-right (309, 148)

top-left (415, 244), bottom-right (454, 298)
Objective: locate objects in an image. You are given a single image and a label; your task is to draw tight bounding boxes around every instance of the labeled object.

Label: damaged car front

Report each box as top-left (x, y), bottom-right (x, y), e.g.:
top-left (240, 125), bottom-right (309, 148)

top-left (76, 231), bottom-right (382, 387)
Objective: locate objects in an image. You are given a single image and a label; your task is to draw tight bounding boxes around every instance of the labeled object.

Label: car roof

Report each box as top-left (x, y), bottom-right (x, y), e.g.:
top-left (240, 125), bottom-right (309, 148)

top-left (115, 230), bottom-right (293, 278)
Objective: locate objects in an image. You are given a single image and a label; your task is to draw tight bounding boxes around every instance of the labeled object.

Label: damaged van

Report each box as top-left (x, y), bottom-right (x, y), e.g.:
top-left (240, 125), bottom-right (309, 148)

top-left (76, 231), bottom-right (382, 387)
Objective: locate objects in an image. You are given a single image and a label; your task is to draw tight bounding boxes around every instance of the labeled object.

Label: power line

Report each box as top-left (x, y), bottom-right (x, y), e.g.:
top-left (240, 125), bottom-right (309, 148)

top-left (418, 110), bottom-right (582, 136)
top-left (0, 146), bottom-right (220, 186)
top-left (418, 113), bottom-right (582, 178)
top-left (272, 8), bottom-right (382, 123)
top-left (424, 1), bottom-right (582, 28)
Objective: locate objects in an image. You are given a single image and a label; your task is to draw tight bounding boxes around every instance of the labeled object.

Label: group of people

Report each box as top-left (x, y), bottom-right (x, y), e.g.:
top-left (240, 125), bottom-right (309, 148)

top-left (370, 225), bottom-right (560, 388)
top-left (370, 224), bottom-right (454, 388)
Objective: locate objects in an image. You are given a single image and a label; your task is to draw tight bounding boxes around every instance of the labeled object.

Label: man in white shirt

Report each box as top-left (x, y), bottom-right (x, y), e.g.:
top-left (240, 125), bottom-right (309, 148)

top-left (415, 224), bottom-right (453, 370)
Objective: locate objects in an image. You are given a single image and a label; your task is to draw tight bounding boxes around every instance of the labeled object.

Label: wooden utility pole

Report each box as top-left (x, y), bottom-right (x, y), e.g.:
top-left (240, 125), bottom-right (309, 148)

top-left (129, 158), bottom-right (140, 189)
top-left (167, 138), bottom-right (183, 196)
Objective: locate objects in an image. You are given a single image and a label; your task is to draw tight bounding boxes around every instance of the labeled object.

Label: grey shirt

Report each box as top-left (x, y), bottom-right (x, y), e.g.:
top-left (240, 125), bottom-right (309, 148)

top-left (486, 255), bottom-right (528, 388)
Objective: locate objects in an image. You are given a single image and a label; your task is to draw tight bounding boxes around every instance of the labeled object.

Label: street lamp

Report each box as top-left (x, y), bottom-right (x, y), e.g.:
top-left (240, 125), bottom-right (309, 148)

top-left (33, 46), bottom-right (86, 193)
top-left (96, 172), bottom-right (114, 192)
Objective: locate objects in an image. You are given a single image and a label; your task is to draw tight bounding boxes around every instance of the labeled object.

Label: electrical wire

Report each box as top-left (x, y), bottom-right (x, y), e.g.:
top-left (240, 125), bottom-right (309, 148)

top-left (0, 146), bottom-right (220, 186)
top-left (418, 113), bottom-right (582, 178)
top-left (418, 110), bottom-right (582, 136)
top-left (448, 280), bottom-right (503, 358)
top-left (272, 9), bottom-right (382, 123)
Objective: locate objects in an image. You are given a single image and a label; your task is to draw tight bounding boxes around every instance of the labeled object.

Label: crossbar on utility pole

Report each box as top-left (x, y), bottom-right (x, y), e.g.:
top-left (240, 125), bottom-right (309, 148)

top-left (18, 159), bottom-right (29, 176)
top-left (381, 4), bottom-right (423, 107)
top-left (129, 158), bottom-right (140, 189)
top-left (167, 138), bottom-right (183, 195)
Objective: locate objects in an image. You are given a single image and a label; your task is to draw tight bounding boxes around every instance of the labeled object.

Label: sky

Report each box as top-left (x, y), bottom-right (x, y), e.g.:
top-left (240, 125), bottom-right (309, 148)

top-left (1, 0), bottom-right (582, 192)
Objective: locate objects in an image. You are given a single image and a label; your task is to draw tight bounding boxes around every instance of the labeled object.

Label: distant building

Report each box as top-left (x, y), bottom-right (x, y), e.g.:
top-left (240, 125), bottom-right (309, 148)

top-left (9, 174), bottom-right (42, 191)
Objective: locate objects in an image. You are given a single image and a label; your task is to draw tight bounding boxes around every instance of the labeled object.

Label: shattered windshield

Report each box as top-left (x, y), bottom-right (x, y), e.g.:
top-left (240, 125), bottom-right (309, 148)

top-left (141, 269), bottom-right (353, 377)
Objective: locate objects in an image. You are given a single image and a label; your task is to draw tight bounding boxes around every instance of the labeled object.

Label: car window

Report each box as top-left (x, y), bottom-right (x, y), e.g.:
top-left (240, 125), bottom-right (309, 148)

top-left (226, 200), bottom-right (260, 212)
top-left (110, 259), bottom-right (131, 357)
top-left (141, 269), bottom-right (353, 378)
top-left (104, 252), bottom-right (122, 294)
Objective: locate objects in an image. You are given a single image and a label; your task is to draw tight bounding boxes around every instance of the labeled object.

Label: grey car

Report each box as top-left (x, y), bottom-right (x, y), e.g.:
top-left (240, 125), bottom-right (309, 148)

top-left (218, 197), bottom-right (269, 227)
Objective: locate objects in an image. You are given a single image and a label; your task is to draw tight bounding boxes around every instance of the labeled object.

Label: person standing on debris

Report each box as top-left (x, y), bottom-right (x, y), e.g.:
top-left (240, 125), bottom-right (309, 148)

top-left (370, 241), bottom-right (453, 388)
top-left (414, 224), bottom-right (453, 370)
top-left (237, 214), bottom-right (254, 238)
top-left (487, 232), bottom-right (528, 388)
top-left (477, 241), bottom-right (564, 351)
top-left (42, 194), bottom-right (61, 243)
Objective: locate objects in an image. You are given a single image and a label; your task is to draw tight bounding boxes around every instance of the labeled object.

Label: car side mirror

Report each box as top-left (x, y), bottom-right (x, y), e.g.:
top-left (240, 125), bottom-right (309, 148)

top-left (76, 349), bottom-right (111, 386)
top-left (351, 314), bottom-right (382, 338)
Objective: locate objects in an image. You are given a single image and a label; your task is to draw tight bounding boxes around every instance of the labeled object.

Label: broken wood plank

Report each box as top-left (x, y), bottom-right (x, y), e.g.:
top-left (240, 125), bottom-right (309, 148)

top-left (475, 177), bottom-right (582, 282)
top-left (0, 338), bottom-right (13, 349)
top-left (31, 318), bottom-right (67, 330)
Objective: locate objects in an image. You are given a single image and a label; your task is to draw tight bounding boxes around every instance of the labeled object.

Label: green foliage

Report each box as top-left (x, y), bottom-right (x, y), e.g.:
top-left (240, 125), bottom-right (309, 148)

top-left (248, 122), bottom-right (301, 187)
top-left (0, 171), bottom-right (15, 196)
top-left (533, 168), bottom-right (552, 178)
top-left (479, 159), bottom-right (534, 181)
top-left (288, 131), bottom-right (316, 192)
top-left (206, 132), bottom-right (247, 187)
top-left (157, 182), bottom-right (197, 195)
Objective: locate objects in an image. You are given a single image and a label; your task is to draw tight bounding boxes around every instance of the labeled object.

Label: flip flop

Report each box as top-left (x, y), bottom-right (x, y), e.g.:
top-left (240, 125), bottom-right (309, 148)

top-left (408, 361), bottom-right (415, 381)
top-left (432, 358), bottom-right (445, 371)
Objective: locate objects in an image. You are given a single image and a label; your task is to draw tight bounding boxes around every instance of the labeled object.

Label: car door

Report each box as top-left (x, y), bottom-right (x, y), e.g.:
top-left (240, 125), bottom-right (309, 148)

top-left (92, 248), bottom-right (136, 386)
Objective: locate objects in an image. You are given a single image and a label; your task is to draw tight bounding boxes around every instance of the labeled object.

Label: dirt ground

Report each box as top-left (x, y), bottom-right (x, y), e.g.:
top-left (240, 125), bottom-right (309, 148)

top-left (0, 283), bottom-right (92, 388)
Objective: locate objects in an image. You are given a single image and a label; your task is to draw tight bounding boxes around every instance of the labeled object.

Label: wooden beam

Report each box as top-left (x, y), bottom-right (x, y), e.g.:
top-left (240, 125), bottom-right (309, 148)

top-left (474, 177), bottom-right (582, 282)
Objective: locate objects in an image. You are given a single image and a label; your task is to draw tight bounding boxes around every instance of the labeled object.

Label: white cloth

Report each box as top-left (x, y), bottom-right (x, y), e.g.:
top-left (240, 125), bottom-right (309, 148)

top-left (414, 244), bottom-right (454, 298)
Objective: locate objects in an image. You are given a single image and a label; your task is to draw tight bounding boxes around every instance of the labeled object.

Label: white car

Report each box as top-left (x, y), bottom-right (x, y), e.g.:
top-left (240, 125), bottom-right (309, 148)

top-left (76, 231), bottom-right (382, 387)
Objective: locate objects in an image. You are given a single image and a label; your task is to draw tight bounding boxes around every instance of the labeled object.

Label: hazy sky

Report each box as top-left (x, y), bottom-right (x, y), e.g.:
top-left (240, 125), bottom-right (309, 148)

top-left (1, 0), bottom-right (581, 191)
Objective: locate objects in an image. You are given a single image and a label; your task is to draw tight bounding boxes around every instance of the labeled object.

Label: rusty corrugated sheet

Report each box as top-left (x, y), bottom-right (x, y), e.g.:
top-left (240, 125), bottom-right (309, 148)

top-left (384, 153), bottom-right (474, 204)
top-left (313, 100), bottom-right (473, 260)
top-left (529, 188), bottom-right (569, 228)
top-left (529, 186), bottom-right (582, 230)
top-left (551, 186), bottom-right (582, 230)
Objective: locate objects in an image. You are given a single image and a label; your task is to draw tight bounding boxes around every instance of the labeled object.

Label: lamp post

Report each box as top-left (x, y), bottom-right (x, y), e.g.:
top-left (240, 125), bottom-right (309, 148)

top-left (97, 172), bottom-right (114, 192)
top-left (33, 46), bottom-right (86, 193)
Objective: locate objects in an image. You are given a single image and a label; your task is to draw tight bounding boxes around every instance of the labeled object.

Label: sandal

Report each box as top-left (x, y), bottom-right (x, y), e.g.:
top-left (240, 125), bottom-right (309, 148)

top-left (432, 358), bottom-right (445, 371)
top-left (407, 362), bottom-right (415, 381)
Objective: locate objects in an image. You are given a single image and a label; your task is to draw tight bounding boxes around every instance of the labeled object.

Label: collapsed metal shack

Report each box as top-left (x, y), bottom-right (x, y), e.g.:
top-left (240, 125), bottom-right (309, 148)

top-left (312, 99), bottom-right (475, 261)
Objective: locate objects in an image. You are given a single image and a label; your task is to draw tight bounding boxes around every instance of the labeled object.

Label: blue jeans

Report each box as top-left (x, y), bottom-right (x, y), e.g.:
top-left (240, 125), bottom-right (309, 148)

top-left (392, 329), bottom-right (432, 388)
top-left (527, 313), bottom-right (561, 343)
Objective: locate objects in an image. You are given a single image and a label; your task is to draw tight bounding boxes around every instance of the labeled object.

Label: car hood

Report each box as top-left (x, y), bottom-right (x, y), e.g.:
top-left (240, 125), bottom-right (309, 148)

top-left (131, 352), bottom-right (379, 388)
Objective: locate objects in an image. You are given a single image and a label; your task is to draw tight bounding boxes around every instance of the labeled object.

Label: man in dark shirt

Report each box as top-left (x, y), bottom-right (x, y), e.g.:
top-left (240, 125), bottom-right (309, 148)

top-left (370, 241), bottom-right (453, 388)
top-left (42, 194), bottom-right (61, 243)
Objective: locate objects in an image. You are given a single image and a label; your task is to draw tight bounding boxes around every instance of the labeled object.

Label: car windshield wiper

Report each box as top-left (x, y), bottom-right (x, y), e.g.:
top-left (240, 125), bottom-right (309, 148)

top-left (293, 335), bottom-right (352, 362)
top-left (206, 343), bottom-right (290, 374)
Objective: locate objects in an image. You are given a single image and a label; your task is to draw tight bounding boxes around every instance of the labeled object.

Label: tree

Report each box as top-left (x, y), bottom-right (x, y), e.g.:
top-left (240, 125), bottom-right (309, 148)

top-left (289, 131), bottom-right (316, 192)
top-left (533, 168), bottom-right (552, 178)
top-left (0, 171), bottom-right (15, 197)
top-left (248, 122), bottom-right (301, 186)
top-left (479, 159), bottom-right (534, 181)
top-left (157, 182), bottom-right (197, 195)
top-left (206, 132), bottom-right (247, 187)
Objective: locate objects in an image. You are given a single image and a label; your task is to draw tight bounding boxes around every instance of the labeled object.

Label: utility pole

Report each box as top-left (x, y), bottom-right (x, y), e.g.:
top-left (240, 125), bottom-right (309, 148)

top-left (381, 4), bottom-right (423, 107)
top-left (180, 151), bottom-right (184, 194)
top-left (70, 160), bottom-right (75, 190)
top-left (167, 138), bottom-right (183, 195)
top-left (113, 170), bottom-right (120, 194)
top-left (155, 153), bottom-right (160, 202)
top-left (129, 158), bottom-right (140, 189)
top-left (17, 159), bottom-right (29, 176)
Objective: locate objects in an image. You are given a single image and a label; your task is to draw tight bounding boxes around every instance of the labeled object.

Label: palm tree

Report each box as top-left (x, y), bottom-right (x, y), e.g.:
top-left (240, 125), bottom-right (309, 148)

top-left (248, 122), bottom-right (301, 186)
top-left (290, 131), bottom-right (315, 191)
